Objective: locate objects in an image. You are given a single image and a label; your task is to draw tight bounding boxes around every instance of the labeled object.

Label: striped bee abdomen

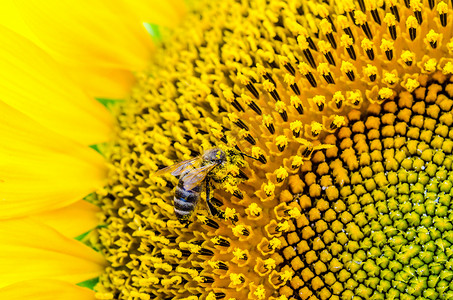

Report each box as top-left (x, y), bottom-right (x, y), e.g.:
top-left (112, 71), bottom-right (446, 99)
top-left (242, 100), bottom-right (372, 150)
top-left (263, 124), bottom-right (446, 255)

top-left (173, 181), bottom-right (202, 219)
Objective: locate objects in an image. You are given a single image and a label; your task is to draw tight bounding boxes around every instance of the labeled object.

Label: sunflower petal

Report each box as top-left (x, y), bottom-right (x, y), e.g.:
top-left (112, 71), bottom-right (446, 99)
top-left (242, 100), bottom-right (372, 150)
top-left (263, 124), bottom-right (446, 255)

top-left (0, 2), bottom-right (40, 44)
top-left (105, 0), bottom-right (187, 28)
top-left (0, 218), bottom-right (105, 288)
top-left (0, 1), bottom-right (186, 98)
top-left (31, 200), bottom-right (101, 238)
top-left (65, 66), bottom-right (136, 100)
top-left (0, 24), bottom-right (113, 145)
top-left (0, 101), bottom-right (106, 219)
top-left (15, 0), bottom-right (154, 70)
top-left (10, 0), bottom-right (157, 98)
top-left (0, 279), bottom-right (95, 300)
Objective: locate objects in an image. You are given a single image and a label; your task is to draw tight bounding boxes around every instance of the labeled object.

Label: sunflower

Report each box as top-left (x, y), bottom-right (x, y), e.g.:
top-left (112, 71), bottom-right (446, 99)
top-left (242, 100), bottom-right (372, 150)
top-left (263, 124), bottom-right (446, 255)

top-left (4, 0), bottom-right (453, 299)
top-left (95, 0), bottom-right (453, 299)
top-left (0, 1), bottom-right (184, 299)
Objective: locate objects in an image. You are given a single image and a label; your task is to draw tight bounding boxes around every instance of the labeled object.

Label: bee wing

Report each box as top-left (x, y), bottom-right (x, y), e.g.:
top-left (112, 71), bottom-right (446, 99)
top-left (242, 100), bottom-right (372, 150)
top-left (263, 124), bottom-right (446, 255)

top-left (181, 163), bottom-right (217, 190)
top-left (153, 157), bottom-right (201, 177)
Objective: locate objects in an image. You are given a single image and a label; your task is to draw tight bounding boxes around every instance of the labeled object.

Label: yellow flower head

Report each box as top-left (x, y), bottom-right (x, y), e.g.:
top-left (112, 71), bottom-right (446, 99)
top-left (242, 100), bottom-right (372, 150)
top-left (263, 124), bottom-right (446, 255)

top-left (91, 0), bottom-right (453, 299)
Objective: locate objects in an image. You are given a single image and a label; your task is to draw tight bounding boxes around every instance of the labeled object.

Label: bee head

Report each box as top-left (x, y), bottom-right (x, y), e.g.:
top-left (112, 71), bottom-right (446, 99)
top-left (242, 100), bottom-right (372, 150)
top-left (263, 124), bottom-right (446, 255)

top-left (203, 147), bottom-right (226, 164)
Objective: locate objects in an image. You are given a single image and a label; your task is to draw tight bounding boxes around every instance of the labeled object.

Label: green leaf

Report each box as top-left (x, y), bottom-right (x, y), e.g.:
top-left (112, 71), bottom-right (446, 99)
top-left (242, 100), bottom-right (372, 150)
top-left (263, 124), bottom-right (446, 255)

top-left (77, 277), bottom-right (99, 290)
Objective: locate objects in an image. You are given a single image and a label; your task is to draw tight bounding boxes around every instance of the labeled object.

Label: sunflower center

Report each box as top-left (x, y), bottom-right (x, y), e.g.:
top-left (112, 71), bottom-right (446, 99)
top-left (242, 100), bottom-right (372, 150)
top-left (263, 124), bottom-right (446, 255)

top-left (277, 75), bottom-right (453, 300)
top-left (95, 0), bottom-right (453, 299)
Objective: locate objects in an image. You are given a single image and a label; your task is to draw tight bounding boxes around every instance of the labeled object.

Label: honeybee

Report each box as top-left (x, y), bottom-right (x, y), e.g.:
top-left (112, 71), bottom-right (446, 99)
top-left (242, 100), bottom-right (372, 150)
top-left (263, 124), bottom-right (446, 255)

top-left (154, 148), bottom-right (228, 220)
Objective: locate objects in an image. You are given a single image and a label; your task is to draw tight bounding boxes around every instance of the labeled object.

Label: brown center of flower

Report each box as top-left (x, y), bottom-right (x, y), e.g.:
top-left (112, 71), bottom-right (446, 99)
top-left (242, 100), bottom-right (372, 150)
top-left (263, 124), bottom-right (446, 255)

top-left (277, 74), bottom-right (453, 299)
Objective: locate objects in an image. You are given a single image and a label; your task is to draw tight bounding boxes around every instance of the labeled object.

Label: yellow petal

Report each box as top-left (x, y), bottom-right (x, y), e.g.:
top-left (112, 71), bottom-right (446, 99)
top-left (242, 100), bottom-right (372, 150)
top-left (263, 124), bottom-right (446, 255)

top-left (0, 280), bottom-right (95, 300)
top-left (0, 218), bottom-right (105, 288)
top-left (106, 0), bottom-right (187, 28)
top-left (0, 25), bottom-right (113, 145)
top-left (0, 1), bottom-right (186, 98)
top-left (66, 66), bottom-right (136, 100)
top-left (15, 0), bottom-right (154, 70)
top-left (31, 200), bottom-right (100, 238)
top-left (0, 2), bottom-right (39, 44)
top-left (0, 100), bottom-right (106, 219)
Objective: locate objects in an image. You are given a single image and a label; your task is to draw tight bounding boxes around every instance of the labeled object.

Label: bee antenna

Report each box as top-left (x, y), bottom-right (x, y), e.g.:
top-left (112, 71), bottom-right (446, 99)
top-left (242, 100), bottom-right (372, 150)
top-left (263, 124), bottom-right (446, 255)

top-left (239, 152), bottom-right (261, 162)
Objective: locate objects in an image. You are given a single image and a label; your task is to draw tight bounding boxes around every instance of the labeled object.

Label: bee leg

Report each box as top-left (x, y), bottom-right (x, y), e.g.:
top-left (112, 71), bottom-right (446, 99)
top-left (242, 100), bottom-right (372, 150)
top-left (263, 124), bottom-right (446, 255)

top-left (178, 219), bottom-right (191, 227)
top-left (205, 178), bottom-right (218, 217)
top-left (211, 177), bottom-right (222, 183)
top-left (212, 174), bottom-right (230, 184)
